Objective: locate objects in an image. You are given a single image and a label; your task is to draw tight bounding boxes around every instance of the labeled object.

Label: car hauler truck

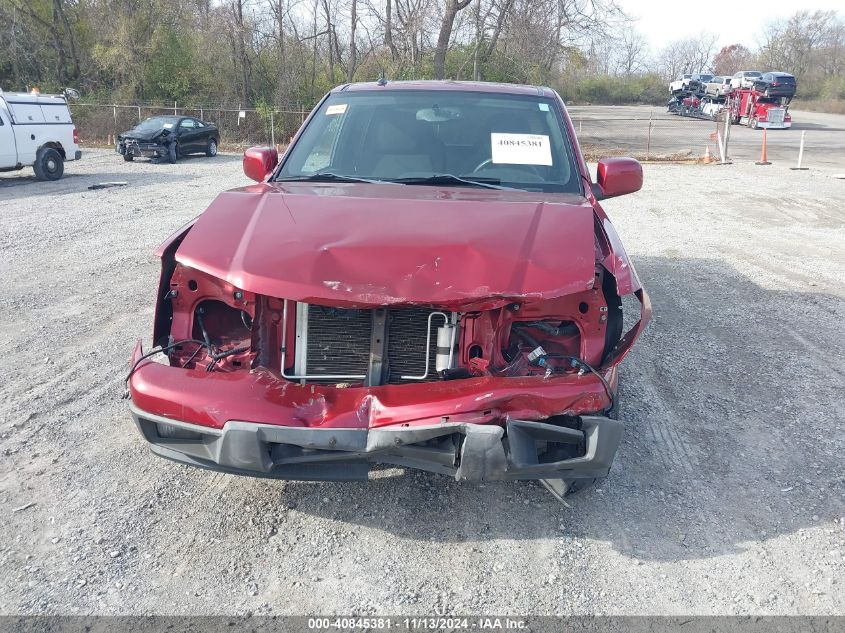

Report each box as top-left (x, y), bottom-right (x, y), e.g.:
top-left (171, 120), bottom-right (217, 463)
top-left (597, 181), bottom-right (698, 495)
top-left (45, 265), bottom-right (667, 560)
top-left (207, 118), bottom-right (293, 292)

top-left (727, 88), bottom-right (792, 129)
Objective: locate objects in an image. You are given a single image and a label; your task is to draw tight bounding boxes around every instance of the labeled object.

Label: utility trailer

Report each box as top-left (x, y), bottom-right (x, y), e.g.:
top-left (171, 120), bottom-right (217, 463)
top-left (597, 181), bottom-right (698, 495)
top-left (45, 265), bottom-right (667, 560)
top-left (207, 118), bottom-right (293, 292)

top-left (726, 88), bottom-right (792, 129)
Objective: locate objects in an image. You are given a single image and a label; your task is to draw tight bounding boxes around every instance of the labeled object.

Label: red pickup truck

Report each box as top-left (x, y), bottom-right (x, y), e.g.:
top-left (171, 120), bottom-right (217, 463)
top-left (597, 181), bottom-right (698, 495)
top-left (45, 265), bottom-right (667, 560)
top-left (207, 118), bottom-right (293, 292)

top-left (127, 81), bottom-right (651, 500)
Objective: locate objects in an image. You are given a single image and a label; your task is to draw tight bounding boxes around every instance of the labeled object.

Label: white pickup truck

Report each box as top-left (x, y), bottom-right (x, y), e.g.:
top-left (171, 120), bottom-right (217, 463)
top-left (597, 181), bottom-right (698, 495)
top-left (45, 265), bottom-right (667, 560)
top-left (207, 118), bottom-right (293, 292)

top-left (0, 89), bottom-right (82, 181)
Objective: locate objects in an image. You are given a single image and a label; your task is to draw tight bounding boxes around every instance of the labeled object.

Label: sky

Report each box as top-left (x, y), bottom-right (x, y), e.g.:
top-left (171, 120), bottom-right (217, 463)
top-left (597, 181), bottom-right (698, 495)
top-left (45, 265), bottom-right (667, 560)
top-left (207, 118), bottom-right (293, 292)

top-left (617, 0), bottom-right (844, 49)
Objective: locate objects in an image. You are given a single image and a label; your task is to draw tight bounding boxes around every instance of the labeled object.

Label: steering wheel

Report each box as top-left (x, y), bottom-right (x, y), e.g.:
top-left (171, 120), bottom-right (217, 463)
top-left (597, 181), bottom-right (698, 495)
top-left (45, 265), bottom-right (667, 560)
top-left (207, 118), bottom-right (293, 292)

top-left (471, 158), bottom-right (543, 178)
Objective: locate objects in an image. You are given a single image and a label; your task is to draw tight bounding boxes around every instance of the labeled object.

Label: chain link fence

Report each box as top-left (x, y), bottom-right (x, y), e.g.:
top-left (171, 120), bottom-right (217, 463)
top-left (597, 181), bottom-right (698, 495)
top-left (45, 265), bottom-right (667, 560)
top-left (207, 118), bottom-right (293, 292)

top-left (69, 102), bottom-right (314, 150)
top-left (67, 102), bottom-right (806, 165)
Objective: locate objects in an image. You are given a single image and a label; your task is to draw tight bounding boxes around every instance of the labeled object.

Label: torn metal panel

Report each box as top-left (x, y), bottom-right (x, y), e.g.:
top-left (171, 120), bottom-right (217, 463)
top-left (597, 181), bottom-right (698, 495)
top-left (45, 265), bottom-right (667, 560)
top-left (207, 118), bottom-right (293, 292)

top-left (174, 183), bottom-right (599, 308)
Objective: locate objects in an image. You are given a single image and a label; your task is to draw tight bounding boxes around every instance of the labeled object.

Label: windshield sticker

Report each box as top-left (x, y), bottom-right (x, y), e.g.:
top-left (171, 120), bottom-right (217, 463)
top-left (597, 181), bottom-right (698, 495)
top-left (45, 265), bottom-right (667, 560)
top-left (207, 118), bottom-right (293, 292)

top-left (326, 103), bottom-right (348, 116)
top-left (491, 133), bottom-right (552, 166)
top-left (538, 103), bottom-right (550, 111)
top-left (162, 123), bottom-right (174, 129)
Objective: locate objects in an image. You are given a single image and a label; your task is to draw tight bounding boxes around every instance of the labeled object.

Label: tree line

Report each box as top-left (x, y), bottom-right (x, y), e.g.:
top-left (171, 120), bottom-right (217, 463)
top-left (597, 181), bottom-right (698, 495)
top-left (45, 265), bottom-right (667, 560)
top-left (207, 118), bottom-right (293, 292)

top-left (0, 1), bottom-right (842, 109)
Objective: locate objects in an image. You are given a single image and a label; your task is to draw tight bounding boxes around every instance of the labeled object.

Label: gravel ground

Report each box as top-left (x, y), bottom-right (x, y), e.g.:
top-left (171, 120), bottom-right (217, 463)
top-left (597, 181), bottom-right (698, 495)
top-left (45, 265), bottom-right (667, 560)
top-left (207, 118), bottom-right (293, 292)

top-left (568, 105), bottom-right (845, 168)
top-left (0, 149), bottom-right (843, 616)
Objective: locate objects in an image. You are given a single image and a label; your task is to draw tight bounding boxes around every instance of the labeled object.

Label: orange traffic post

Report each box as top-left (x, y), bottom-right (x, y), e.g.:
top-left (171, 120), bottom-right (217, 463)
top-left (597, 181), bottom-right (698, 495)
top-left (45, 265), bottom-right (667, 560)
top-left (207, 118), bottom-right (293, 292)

top-left (703, 145), bottom-right (713, 163)
top-left (755, 128), bottom-right (771, 165)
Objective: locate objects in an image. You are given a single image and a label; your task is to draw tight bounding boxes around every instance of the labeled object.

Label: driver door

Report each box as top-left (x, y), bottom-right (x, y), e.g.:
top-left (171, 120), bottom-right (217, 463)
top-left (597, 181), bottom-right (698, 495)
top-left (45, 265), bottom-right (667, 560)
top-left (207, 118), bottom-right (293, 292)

top-left (177, 118), bottom-right (199, 153)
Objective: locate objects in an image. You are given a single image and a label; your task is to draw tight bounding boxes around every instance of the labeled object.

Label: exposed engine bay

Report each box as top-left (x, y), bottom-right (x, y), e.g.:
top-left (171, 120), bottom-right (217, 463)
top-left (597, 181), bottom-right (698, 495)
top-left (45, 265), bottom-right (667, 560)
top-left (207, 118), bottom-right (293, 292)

top-left (152, 262), bottom-right (621, 397)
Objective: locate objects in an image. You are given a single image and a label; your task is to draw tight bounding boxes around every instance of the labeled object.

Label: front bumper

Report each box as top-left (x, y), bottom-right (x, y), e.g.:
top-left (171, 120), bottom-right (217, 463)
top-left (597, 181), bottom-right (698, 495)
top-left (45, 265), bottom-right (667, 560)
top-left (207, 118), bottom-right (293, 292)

top-left (131, 403), bottom-right (623, 482)
top-left (128, 339), bottom-right (622, 482)
top-left (756, 121), bottom-right (792, 129)
top-left (119, 140), bottom-right (166, 158)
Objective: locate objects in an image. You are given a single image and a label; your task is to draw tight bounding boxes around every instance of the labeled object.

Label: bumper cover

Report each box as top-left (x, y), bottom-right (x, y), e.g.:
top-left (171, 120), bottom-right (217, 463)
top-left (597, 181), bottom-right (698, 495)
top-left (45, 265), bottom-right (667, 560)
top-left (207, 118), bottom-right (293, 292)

top-left (120, 140), bottom-right (167, 157)
top-left (131, 403), bottom-right (622, 482)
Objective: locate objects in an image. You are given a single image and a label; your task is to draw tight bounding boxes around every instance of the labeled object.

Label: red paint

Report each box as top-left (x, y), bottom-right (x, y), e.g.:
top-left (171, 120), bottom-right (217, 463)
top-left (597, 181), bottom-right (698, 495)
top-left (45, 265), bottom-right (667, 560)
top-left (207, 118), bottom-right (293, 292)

top-left (130, 340), bottom-right (618, 430)
top-left (596, 158), bottom-right (643, 199)
top-left (129, 81), bottom-right (651, 434)
top-left (175, 184), bottom-right (599, 308)
top-left (729, 88), bottom-right (792, 128)
top-left (242, 146), bottom-right (279, 182)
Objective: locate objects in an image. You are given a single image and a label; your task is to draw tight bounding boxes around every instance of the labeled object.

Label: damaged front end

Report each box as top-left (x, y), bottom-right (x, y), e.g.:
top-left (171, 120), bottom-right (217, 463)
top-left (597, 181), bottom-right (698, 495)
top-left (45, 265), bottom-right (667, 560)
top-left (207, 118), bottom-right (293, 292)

top-left (127, 190), bottom-right (650, 493)
top-left (117, 129), bottom-right (176, 159)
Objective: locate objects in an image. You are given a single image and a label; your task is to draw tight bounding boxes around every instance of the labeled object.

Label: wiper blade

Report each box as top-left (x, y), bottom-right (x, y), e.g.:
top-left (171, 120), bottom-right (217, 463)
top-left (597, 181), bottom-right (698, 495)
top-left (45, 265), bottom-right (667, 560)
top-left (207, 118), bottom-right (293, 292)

top-left (394, 174), bottom-right (518, 190)
top-left (276, 172), bottom-right (393, 184)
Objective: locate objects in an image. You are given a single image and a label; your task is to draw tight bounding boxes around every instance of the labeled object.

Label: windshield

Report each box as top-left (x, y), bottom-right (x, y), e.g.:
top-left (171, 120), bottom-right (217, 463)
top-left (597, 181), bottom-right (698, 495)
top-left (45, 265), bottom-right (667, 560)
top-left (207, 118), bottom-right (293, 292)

top-left (276, 90), bottom-right (581, 193)
top-left (699, 74), bottom-right (713, 82)
top-left (135, 117), bottom-right (176, 132)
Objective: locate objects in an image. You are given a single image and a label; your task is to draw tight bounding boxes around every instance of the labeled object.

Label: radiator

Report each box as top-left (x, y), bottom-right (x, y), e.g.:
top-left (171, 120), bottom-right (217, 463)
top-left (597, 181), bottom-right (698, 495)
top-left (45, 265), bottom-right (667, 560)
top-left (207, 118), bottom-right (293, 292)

top-left (298, 305), bottom-right (444, 385)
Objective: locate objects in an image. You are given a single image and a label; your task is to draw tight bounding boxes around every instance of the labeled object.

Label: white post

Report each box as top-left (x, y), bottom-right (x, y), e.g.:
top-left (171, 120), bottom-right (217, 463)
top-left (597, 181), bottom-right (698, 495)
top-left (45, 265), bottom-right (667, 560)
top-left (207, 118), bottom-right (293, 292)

top-left (791, 131), bottom-right (808, 170)
top-left (174, 100), bottom-right (177, 115)
top-left (797, 131), bottom-right (805, 168)
top-left (137, 105), bottom-right (141, 121)
top-left (716, 130), bottom-right (726, 163)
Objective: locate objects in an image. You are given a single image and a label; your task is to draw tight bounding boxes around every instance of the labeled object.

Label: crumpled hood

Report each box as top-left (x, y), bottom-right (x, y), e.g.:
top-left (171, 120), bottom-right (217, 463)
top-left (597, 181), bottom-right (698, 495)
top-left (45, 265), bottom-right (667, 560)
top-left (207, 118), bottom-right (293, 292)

top-left (175, 182), bottom-right (598, 307)
top-left (120, 128), bottom-right (171, 141)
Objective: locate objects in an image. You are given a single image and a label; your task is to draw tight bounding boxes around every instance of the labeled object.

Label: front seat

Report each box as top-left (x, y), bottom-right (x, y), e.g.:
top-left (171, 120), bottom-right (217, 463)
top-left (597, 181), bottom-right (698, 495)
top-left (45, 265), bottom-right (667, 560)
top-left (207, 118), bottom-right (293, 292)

top-left (366, 114), bottom-right (442, 178)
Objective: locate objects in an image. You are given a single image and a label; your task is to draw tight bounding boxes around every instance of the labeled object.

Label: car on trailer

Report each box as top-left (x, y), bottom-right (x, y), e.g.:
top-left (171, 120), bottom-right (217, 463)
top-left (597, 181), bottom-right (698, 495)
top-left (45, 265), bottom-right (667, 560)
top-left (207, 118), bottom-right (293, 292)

top-left (752, 72), bottom-right (796, 100)
top-left (126, 80), bottom-right (651, 501)
top-left (117, 115), bottom-right (219, 163)
top-left (703, 76), bottom-right (732, 98)
top-left (0, 88), bottom-right (81, 181)
top-left (730, 71), bottom-right (763, 89)
top-left (670, 74), bottom-right (701, 93)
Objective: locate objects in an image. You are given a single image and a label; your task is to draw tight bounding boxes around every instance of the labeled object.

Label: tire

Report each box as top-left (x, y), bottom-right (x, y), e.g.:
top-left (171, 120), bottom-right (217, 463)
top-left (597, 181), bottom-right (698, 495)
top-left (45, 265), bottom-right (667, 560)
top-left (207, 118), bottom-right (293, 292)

top-left (750, 117), bottom-right (758, 129)
top-left (33, 147), bottom-right (64, 181)
top-left (167, 142), bottom-right (177, 164)
top-left (123, 152), bottom-right (134, 162)
top-left (206, 138), bottom-right (218, 157)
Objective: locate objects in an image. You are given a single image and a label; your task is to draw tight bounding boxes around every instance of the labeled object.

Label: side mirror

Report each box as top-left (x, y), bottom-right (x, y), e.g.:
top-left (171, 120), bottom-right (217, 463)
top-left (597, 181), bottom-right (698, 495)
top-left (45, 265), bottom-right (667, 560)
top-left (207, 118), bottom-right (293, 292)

top-left (243, 146), bottom-right (279, 182)
top-left (593, 157), bottom-right (643, 200)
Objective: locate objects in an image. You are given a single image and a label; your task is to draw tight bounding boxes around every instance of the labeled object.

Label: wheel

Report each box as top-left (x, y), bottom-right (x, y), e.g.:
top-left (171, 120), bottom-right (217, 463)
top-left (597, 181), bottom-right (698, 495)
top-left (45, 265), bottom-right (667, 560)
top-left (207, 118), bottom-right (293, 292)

top-left (123, 152), bottom-right (134, 162)
top-left (206, 138), bottom-right (218, 157)
top-left (750, 117), bottom-right (758, 129)
top-left (167, 142), bottom-right (178, 164)
top-left (33, 147), bottom-right (64, 181)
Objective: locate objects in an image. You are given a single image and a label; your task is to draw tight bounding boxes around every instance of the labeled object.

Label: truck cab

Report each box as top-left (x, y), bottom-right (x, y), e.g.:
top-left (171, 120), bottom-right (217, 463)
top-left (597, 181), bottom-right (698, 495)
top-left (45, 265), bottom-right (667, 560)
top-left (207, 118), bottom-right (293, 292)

top-left (0, 89), bottom-right (81, 180)
top-left (728, 88), bottom-right (792, 129)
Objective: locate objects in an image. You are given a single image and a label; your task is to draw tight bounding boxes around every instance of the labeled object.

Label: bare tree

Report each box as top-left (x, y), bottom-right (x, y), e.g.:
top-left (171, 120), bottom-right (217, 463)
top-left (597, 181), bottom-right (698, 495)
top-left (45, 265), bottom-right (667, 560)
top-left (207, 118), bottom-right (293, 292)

top-left (433, 0), bottom-right (473, 79)
top-left (711, 43), bottom-right (754, 76)
top-left (348, 0), bottom-right (357, 80)
top-left (656, 33), bottom-right (717, 79)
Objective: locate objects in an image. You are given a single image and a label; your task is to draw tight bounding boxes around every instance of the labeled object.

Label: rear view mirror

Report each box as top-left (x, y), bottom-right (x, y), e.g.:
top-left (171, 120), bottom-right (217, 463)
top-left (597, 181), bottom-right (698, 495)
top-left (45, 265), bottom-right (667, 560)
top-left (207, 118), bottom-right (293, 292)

top-left (594, 157), bottom-right (643, 199)
top-left (243, 146), bottom-right (279, 182)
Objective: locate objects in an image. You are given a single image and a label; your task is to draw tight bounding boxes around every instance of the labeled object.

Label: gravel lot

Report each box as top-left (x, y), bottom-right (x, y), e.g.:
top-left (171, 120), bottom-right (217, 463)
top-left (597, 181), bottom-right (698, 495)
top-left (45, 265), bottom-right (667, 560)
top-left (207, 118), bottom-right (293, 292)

top-left (1, 149), bottom-right (844, 616)
top-left (568, 105), bottom-right (845, 168)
